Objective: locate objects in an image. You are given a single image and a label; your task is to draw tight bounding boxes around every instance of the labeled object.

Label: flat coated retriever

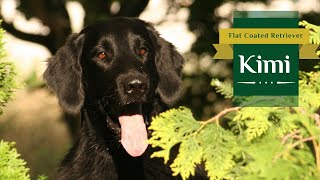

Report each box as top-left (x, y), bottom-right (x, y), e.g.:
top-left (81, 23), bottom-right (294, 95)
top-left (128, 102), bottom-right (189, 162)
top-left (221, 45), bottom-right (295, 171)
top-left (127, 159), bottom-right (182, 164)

top-left (44, 17), bottom-right (207, 180)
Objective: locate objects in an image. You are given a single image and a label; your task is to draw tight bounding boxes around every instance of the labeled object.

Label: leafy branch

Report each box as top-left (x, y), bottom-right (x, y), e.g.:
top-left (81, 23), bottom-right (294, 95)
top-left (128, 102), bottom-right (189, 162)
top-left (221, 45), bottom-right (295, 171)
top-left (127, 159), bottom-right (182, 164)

top-left (299, 20), bottom-right (320, 56)
top-left (149, 70), bottom-right (320, 179)
top-left (194, 107), bottom-right (241, 136)
top-left (148, 22), bottom-right (320, 180)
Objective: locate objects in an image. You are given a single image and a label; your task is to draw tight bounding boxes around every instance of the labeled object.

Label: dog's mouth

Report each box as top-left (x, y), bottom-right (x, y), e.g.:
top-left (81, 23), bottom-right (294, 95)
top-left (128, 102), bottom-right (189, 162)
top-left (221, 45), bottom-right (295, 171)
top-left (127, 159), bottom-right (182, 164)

top-left (106, 103), bottom-right (149, 157)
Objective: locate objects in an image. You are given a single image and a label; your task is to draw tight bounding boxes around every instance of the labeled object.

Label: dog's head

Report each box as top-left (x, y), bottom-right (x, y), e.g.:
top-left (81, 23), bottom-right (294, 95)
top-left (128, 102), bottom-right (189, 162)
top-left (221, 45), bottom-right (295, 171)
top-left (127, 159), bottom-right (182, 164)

top-left (43, 17), bottom-right (184, 156)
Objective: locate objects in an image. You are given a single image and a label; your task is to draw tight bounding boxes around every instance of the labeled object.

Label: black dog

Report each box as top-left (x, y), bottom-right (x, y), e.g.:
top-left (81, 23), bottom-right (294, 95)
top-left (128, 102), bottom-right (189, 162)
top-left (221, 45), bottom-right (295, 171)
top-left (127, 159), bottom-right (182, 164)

top-left (44, 17), bottom-right (186, 179)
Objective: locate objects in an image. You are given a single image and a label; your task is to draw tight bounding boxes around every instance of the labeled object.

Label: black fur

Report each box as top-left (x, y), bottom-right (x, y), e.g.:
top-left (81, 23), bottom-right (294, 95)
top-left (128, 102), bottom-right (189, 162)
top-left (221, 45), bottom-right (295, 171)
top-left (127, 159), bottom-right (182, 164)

top-left (44, 17), bottom-right (204, 180)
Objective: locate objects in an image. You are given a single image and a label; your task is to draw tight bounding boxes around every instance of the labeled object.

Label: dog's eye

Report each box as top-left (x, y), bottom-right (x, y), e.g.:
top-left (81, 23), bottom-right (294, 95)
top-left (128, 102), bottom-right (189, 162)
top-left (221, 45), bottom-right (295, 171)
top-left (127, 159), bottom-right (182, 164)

top-left (97, 52), bottom-right (106, 60)
top-left (137, 48), bottom-right (147, 56)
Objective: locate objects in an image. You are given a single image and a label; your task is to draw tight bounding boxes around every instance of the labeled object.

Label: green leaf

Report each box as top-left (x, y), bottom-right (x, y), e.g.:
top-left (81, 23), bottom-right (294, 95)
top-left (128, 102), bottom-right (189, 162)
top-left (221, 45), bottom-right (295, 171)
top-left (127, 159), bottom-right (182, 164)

top-left (199, 124), bottom-right (237, 180)
top-left (0, 23), bottom-right (18, 115)
top-left (0, 141), bottom-right (30, 180)
top-left (170, 138), bottom-right (203, 179)
top-left (299, 20), bottom-right (320, 44)
top-left (36, 174), bottom-right (48, 180)
top-left (234, 108), bottom-right (272, 141)
top-left (211, 78), bottom-right (233, 98)
top-left (149, 107), bottom-right (201, 163)
top-left (149, 27), bottom-right (320, 179)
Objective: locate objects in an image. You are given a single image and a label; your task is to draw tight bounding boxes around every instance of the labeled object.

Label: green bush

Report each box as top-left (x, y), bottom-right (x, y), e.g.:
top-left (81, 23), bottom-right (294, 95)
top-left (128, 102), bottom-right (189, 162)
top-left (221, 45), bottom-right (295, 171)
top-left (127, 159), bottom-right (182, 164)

top-left (0, 22), bottom-right (31, 180)
top-left (0, 24), bottom-right (47, 180)
top-left (148, 21), bottom-right (320, 179)
top-left (0, 141), bottom-right (30, 180)
top-left (0, 141), bottom-right (48, 180)
top-left (0, 28), bottom-right (17, 115)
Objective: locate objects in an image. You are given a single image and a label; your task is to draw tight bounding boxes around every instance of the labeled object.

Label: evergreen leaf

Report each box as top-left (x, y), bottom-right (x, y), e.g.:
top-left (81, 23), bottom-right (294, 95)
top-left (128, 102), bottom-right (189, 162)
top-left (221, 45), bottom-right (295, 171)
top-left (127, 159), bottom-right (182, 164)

top-left (149, 107), bottom-right (201, 163)
top-left (170, 138), bottom-right (203, 179)
top-left (211, 78), bottom-right (233, 98)
top-left (199, 124), bottom-right (237, 180)
top-left (0, 141), bottom-right (30, 180)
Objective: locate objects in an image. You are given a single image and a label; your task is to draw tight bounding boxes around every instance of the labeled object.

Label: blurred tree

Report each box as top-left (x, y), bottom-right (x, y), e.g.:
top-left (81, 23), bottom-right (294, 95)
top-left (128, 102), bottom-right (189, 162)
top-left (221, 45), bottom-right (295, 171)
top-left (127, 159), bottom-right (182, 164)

top-left (181, 0), bottom-right (226, 119)
top-left (0, 0), bottom-right (149, 54)
top-left (1, 0), bottom-right (71, 54)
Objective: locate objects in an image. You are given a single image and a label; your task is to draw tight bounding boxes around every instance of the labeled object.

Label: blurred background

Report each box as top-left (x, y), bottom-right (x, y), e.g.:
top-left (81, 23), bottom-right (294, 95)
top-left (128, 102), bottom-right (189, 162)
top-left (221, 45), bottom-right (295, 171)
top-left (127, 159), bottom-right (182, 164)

top-left (0, 0), bottom-right (319, 179)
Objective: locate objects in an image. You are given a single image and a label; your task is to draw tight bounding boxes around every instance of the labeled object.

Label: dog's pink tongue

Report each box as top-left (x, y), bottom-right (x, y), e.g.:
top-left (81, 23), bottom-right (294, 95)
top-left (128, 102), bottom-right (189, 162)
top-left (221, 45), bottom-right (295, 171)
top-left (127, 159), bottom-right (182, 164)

top-left (119, 114), bottom-right (148, 157)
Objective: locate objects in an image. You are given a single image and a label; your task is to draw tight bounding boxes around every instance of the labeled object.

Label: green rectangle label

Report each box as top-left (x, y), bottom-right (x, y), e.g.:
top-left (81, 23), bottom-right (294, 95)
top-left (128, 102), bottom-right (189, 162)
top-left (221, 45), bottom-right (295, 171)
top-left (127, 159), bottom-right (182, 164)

top-left (233, 11), bottom-right (299, 107)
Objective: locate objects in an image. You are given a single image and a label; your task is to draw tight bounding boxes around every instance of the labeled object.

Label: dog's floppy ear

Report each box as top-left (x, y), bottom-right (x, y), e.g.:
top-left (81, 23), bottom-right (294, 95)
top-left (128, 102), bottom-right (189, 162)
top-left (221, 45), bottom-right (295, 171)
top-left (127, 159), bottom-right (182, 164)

top-left (146, 24), bottom-right (184, 106)
top-left (43, 33), bottom-right (85, 114)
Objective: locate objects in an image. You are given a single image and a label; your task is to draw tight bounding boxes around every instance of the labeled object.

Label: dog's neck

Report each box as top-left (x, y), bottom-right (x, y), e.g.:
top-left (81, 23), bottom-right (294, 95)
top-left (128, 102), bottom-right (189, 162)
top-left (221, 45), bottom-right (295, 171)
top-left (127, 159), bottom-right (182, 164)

top-left (82, 107), bottom-right (176, 179)
top-left (79, 108), bottom-right (119, 150)
top-left (58, 100), bottom-right (175, 179)
top-left (58, 108), bottom-right (145, 179)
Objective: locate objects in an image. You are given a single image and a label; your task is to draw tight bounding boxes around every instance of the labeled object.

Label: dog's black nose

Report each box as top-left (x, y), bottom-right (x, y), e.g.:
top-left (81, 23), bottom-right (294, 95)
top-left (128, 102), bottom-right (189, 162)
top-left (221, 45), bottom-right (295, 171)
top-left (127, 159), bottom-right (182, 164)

top-left (124, 79), bottom-right (147, 94)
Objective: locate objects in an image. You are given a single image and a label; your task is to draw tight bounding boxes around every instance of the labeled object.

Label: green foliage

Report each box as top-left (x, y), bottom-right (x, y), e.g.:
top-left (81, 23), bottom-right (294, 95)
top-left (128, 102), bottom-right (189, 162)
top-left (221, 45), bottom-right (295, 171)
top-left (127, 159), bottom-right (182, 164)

top-left (0, 27), bottom-right (17, 115)
top-left (149, 21), bottom-right (320, 178)
top-left (36, 174), bottom-right (48, 180)
top-left (0, 27), bottom-right (6, 60)
top-left (149, 108), bottom-right (201, 165)
top-left (211, 78), bottom-right (233, 98)
top-left (0, 24), bottom-right (30, 180)
top-left (0, 61), bottom-right (17, 113)
top-left (149, 107), bottom-right (238, 179)
top-left (0, 141), bottom-right (30, 180)
top-left (0, 24), bottom-right (46, 180)
top-left (299, 20), bottom-right (320, 45)
top-left (199, 123), bottom-right (237, 179)
top-left (24, 69), bottom-right (45, 90)
top-left (149, 69), bottom-right (320, 179)
top-left (299, 21), bottom-right (320, 56)
top-left (0, 141), bottom-right (48, 180)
